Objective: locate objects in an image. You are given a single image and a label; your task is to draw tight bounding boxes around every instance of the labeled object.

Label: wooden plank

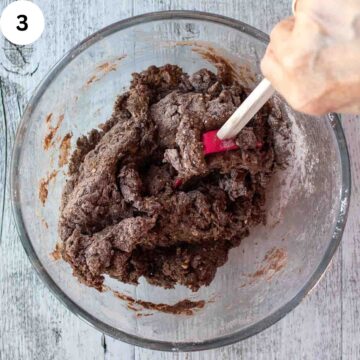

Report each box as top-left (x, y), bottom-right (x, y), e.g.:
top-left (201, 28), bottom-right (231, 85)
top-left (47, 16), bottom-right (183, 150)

top-left (0, 0), bottom-right (127, 358)
top-left (0, 79), bottom-right (7, 247)
top-left (103, 335), bottom-right (135, 360)
top-left (0, 75), bottom-right (104, 360)
top-left (341, 115), bottom-right (360, 359)
top-left (0, 0), bottom-right (137, 359)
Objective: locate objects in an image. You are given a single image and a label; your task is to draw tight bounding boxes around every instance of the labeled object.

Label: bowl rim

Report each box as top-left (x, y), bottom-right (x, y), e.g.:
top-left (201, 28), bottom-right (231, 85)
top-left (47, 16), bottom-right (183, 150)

top-left (10, 10), bottom-right (351, 352)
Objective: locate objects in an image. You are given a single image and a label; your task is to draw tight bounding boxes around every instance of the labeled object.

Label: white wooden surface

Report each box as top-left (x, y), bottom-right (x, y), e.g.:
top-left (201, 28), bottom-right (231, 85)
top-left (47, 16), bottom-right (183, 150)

top-left (0, 1), bottom-right (359, 359)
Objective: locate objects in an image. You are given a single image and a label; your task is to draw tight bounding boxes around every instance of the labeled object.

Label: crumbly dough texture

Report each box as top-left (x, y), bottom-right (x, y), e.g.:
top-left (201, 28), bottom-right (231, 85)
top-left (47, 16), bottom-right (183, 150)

top-left (58, 64), bottom-right (291, 291)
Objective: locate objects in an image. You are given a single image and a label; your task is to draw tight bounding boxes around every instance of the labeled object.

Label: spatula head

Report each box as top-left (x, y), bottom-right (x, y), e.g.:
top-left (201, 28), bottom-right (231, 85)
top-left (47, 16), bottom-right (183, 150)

top-left (174, 130), bottom-right (240, 189)
top-left (202, 129), bottom-right (239, 155)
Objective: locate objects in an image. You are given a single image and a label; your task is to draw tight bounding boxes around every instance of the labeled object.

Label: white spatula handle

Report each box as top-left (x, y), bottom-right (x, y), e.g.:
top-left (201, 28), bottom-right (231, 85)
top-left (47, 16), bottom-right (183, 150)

top-left (217, 79), bottom-right (275, 140)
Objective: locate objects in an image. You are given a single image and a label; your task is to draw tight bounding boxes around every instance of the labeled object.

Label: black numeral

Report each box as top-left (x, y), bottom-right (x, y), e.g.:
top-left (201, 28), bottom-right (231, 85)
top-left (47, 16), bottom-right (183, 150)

top-left (17, 15), bottom-right (28, 31)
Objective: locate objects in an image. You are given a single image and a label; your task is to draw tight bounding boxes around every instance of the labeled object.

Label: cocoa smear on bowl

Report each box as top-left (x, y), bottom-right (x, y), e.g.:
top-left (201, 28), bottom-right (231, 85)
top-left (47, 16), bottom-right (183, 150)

top-left (113, 290), bottom-right (206, 316)
top-left (50, 243), bottom-right (63, 261)
top-left (171, 41), bottom-right (256, 87)
top-left (240, 247), bottom-right (288, 288)
top-left (58, 133), bottom-right (72, 167)
top-left (43, 114), bottom-right (64, 150)
top-left (85, 55), bottom-right (127, 87)
top-left (249, 247), bottom-right (288, 279)
top-left (39, 170), bottom-right (58, 206)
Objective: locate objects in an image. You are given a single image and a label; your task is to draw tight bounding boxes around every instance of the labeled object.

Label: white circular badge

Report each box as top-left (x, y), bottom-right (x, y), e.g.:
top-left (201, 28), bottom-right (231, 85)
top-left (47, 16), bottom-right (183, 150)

top-left (0, 1), bottom-right (45, 45)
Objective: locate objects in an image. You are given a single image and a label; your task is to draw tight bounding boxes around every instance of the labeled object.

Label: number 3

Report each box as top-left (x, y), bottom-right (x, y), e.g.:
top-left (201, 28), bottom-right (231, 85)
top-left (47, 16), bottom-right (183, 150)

top-left (17, 14), bottom-right (28, 31)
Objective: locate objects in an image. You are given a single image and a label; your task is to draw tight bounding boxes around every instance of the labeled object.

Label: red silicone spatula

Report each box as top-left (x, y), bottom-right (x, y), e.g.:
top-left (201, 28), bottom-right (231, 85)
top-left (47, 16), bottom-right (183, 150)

top-left (202, 129), bottom-right (239, 155)
top-left (203, 0), bottom-right (298, 151)
top-left (174, 79), bottom-right (274, 188)
top-left (203, 78), bottom-right (274, 153)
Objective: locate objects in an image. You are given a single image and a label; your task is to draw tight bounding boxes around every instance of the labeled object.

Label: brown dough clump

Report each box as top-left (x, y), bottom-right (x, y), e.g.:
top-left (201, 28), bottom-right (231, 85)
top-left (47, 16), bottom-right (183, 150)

top-left (58, 64), bottom-right (291, 291)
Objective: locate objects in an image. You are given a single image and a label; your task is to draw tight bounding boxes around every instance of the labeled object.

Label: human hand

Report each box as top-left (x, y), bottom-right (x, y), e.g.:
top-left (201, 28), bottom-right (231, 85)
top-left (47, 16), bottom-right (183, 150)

top-left (261, 0), bottom-right (360, 115)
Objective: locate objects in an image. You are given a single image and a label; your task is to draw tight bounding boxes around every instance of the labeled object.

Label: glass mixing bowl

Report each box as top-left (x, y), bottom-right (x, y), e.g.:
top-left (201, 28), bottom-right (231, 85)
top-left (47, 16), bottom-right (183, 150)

top-left (11, 11), bottom-right (350, 351)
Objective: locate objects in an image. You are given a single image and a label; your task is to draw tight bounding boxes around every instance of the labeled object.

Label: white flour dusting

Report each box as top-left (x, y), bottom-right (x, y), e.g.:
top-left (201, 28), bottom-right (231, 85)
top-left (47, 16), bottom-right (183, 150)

top-left (266, 99), bottom-right (319, 225)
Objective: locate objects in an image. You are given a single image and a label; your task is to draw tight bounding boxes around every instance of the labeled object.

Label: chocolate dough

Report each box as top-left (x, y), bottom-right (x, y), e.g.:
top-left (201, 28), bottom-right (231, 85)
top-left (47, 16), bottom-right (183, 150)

top-left (58, 64), bottom-right (291, 291)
